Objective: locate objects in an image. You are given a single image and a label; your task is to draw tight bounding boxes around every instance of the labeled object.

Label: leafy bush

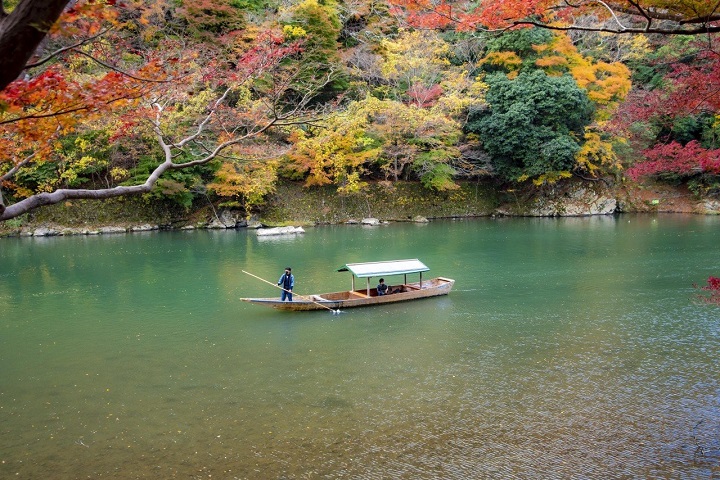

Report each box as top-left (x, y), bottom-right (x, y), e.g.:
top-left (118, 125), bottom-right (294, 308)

top-left (420, 163), bottom-right (458, 191)
top-left (466, 71), bottom-right (593, 183)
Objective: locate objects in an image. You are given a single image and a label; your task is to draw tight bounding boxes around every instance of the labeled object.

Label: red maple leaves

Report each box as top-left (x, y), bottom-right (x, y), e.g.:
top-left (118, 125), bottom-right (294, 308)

top-left (694, 276), bottom-right (720, 305)
top-left (626, 141), bottom-right (720, 180)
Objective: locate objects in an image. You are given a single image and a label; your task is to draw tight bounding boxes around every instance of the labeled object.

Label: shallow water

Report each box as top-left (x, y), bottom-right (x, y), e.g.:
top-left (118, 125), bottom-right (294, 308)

top-left (1, 215), bottom-right (719, 478)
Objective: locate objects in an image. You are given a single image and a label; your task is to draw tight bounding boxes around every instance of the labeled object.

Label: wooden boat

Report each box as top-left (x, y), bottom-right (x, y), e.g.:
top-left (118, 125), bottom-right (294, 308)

top-left (241, 259), bottom-right (455, 311)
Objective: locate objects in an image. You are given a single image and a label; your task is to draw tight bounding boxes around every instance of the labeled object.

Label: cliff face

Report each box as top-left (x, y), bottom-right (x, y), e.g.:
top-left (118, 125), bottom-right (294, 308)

top-left (495, 181), bottom-right (719, 217)
top-left (262, 180), bottom-right (719, 223)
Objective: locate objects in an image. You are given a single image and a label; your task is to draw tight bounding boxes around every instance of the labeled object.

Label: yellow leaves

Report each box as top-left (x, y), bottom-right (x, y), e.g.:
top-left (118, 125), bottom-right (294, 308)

top-left (288, 97), bottom-right (384, 188)
top-left (379, 29), bottom-right (451, 85)
top-left (336, 171), bottom-right (366, 194)
top-left (650, 0), bottom-right (719, 19)
top-left (57, 154), bottom-right (108, 187)
top-left (530, 171), bottom-right (572, 186)
top-left (575, 130), bottom-right (622, 174)
top-left (285, 91), bottom-right (469, 192)
top-left (570, 65), bottom-right (596, 89)
top-left (297, 0), bottom-right (322, 10)
top-left (480, 52), bottom-right (523, 71)
top-left (584, 62), bottom-right (631, 105)
top-left (283, 25), bottom-right (307, 39)
top-left (162, 89), bottom-right (217, 128)
top-left (75, 137), bottom-right (91, 152)
top-left (110, 167), bottom-right (129, 181)
top-left (292, 98), bottom-right (383, 160)
top-left (612, 34), bottom-right (653, 62)
top-left (76, 155), bottom-right (100, 170)
top-left (13, 185), bottom-right (34, 199)
top-left (60, 169), bottom-right (79, 185)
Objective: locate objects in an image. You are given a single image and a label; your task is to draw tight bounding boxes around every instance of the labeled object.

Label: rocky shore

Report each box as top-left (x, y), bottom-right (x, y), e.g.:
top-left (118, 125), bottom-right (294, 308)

top-left (1, 180), bottom-right (718, 238)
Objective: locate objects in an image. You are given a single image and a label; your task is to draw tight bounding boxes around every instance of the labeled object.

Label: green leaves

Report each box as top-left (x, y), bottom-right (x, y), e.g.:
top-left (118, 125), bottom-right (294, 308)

top-left (467, 71), bottom-right (593, 182)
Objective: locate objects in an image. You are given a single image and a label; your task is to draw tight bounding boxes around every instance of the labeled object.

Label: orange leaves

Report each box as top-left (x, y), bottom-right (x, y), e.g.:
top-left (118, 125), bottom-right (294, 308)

top-left (475, 0), bottom-right (550, 30)
top-left (1, 67), bottom-right (147, 132)
top-left (532, 34), bottom-right (631, 108)
top-left (390, 0), bottom-right (720, 34)
top-left (208, 161), bottom-right (278, 208)
top-left (54, 0), bottom-right (120, 37)
top-left (480, 31), bottom-right (631, 111)
top-left (390, 0), bottom-right (554, 31)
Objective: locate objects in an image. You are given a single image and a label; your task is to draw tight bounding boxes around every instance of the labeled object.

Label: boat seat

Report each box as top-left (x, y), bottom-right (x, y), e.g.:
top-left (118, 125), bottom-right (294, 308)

top-left (312, 295), bottom-right (328, 301)
top-left (351, 291), bottom-right (368, 298)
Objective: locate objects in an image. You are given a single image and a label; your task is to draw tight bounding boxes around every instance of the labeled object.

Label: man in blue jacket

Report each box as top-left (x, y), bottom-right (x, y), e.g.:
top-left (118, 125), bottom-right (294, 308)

top-left (278, 267), bottom-right (294, 301)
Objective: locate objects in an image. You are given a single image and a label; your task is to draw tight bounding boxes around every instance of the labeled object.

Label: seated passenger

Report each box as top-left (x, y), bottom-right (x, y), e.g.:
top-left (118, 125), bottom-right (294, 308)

top-left (377, 278), bottom-right (389, 296)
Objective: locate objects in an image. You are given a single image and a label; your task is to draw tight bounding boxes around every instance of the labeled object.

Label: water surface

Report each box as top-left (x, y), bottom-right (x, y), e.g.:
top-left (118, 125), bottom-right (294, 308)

top-left (1, 215), bottom-right (719, 478)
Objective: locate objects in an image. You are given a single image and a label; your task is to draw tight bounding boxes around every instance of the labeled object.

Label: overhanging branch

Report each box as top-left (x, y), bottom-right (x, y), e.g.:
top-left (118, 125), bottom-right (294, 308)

top-left (510, 19), bottom-right (720, 35)
top-left (24, 29), bottom-right (109, 70)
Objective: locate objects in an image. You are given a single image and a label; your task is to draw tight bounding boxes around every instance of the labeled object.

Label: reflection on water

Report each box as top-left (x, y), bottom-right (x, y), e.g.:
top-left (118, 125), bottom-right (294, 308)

top-left (1, 215), bottom-right (719, 478)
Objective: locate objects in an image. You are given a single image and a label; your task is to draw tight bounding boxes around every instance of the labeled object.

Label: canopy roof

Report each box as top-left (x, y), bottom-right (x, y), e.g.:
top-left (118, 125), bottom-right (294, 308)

top-left (337, 259), bottom-right (429, 278)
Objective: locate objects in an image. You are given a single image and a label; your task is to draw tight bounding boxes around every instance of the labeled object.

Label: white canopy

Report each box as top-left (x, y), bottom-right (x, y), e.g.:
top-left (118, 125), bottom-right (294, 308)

top-left (337, 259), bottom-right (429, 278)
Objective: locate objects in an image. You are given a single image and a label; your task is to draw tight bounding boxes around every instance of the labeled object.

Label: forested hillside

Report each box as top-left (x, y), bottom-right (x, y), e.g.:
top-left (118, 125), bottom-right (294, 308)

top-left (0, 0), bottom-right (718, 222)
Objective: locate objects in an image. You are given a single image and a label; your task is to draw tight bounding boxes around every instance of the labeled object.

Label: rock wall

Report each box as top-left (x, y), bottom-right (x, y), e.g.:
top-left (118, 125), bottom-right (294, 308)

top-left (496, 180), bottom-right (719, 217)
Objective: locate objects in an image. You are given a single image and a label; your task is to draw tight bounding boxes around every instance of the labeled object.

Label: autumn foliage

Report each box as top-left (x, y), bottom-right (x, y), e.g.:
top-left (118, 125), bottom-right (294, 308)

top-left (0, 0), bottom-right (332, 220)
top-left (388, 0), bottom-right (720, 35)
top-left (1, 0), bottom-right (720, 222)
top-left (694, 276), bottom-right (720, 305)
top-left (627, 142), bottom-right (720, 180)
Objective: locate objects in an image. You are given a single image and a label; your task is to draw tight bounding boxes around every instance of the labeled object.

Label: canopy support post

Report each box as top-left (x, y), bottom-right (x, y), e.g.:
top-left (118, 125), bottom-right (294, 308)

top-left (366, 278), bottom-right (370, 296)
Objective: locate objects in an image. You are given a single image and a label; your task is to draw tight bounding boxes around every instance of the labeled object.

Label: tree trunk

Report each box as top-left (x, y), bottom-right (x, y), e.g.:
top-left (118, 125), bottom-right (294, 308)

top-left (0, 0), bottom-right (70, 90)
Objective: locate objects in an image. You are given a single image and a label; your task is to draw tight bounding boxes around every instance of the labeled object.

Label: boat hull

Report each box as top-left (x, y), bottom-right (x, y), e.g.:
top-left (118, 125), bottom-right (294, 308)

top-left (241, 277), bottom-right (455, 311)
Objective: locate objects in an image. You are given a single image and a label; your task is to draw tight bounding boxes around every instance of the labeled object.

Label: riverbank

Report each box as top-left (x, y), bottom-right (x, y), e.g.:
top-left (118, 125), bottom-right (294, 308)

top-left (1, 179), bottom-right (718, 237)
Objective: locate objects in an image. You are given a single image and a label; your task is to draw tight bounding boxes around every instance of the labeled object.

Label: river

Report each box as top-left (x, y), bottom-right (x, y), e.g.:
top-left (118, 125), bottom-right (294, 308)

top-left (1, 215), bottom-right (719, 478)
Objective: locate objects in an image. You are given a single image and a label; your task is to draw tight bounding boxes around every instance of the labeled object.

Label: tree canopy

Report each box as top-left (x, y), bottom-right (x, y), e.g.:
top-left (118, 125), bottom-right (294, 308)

top-left (388, 0), bottom-right (720, 35)
top-left (468, 70), bottom-right (594, 183)
top-left (0, 0), bottom-right (719, 222)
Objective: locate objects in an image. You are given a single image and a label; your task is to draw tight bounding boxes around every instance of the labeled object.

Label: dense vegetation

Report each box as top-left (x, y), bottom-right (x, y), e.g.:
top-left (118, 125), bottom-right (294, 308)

top-left (0, 0), bottom-right (719, 222)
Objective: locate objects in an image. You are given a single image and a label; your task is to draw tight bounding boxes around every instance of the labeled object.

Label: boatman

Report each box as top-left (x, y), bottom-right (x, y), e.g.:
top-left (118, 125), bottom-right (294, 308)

top-left (278, 267), bottom-right (294, 301)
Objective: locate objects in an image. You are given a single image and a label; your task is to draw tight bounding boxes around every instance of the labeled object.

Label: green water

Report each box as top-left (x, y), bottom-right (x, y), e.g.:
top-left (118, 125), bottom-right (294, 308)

top-left (1, 215), bottom-right (719, 478)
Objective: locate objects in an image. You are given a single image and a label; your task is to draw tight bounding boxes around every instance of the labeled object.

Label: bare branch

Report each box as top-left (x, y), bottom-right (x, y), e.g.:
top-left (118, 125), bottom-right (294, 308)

top-left (167, 88), bottom-right (234, 149)
top-left (592, 0), bottom-right (631, 31)
top-left (395, 0), bottom-right (720, 35)
top-left (24, 29), bottom-right (109, 70)
top-left (1, 152), bottom-right (37, 182)
top-left (509, 19), bottom-right (720, 35)
top-left (71, 49), bottom-right (172, 83)
top-left (0, 151), bottom-right (37, 215)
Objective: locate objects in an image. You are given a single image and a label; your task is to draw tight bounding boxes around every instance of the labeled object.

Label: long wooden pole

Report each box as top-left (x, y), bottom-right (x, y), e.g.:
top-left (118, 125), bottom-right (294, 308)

top-left (241, 270), bottom-right (339, 313)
